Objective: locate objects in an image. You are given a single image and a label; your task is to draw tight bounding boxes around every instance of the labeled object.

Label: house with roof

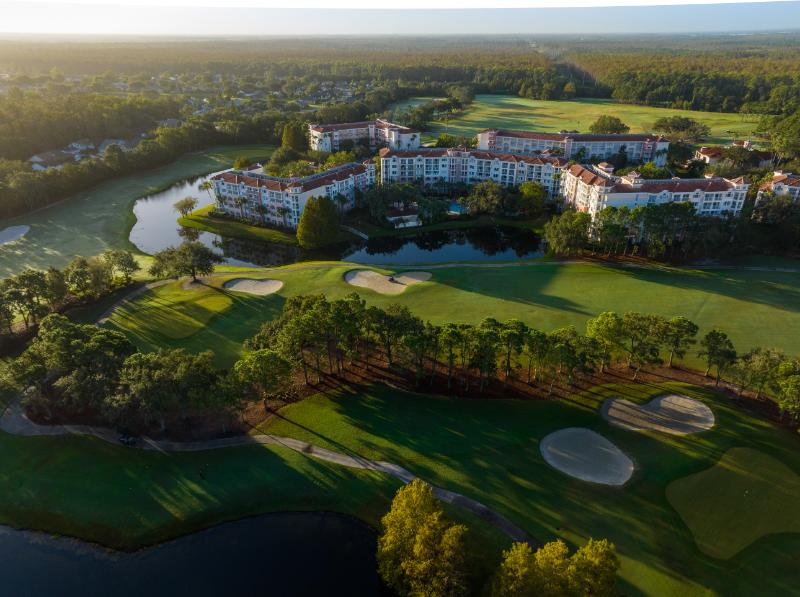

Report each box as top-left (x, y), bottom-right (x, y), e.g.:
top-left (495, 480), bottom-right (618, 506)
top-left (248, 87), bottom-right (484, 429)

top-left (696, 142), bottom-right (776, 168)
top-left (561, 163), bottom-right (749, 220)
top-left (757, 171), bottom-right (800, 204)
top-left (309, 119), bottom-right (420, 153)
top-left (29, 150), bottom-right (76, 171)
top-left (211, 160), bottom-right (375, 229)
top-left (477, 129), bottom-right (670, 166)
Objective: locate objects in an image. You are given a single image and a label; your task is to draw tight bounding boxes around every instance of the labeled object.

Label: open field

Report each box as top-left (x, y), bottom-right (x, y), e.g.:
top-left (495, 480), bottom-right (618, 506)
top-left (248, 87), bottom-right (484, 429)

top-left (104, 262), bottom-right (800, 367)
top-left (256, 381), bottom-right (800, 596)
top-left (0, 144), bottom-right (275, 278)
top-left (414, 94), bottom-right (760, 145)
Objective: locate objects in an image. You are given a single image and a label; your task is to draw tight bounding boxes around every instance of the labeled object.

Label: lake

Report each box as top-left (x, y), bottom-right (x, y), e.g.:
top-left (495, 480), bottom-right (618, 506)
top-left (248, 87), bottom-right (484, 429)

top-left (129, 174), bottom-right (541, 266)
top-left (0, 512), bottom-right (386, 597)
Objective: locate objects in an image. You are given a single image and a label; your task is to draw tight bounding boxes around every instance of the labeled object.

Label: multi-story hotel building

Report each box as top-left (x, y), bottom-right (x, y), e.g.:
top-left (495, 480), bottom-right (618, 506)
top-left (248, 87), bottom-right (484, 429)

top-left (561, 163), bottom-right (749, 219)
top-left (756, 171), bottom-right (800, 204)
top-left (308, 119), bottom-right (420, 152)
top-left (477, 129), bottom-right (670, 166)
top-left (378, 147), bottom-right (567, 198)
top-left (212, 161), bottom-right (375, 230)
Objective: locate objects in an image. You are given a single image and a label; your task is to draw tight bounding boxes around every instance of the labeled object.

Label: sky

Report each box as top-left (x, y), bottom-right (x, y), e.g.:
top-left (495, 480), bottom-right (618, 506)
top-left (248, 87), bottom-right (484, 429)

top-left (2, 0), bottom-right (800, 35)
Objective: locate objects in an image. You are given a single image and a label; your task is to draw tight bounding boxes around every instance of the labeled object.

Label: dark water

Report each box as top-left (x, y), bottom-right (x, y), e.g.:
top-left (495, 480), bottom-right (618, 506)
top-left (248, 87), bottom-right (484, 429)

top-left (129, 174), bottom-right (541, 266)
top-left (0, 512), bottom-right (384, 597)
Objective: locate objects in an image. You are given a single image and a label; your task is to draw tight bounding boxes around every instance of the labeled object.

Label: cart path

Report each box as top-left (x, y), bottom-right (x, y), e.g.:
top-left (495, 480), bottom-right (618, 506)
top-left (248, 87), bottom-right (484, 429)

top-left (0, 398), bottom-right (535, 545)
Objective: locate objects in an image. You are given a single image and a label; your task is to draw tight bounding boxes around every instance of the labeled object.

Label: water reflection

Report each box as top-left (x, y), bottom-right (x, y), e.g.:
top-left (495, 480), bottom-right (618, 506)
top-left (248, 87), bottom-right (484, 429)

top-left (0, 513), bottom-right (384, 597)
top-left (129, 173), bottom-right (541, 266)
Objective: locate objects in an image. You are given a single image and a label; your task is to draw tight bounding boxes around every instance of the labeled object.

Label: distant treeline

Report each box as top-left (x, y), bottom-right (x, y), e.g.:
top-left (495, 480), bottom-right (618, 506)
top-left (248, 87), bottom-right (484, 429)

top-left (0, 89), bottom-right (182, 160)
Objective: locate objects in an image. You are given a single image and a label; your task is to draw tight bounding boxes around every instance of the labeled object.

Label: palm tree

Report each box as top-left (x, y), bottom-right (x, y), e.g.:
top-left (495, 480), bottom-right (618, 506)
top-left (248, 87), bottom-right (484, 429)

top-left (277, 206), bottom-right (290, 228)
top-left (199, 180), bottom-right (214, 203)
top-left (233, 196), bottom-right (246, 220)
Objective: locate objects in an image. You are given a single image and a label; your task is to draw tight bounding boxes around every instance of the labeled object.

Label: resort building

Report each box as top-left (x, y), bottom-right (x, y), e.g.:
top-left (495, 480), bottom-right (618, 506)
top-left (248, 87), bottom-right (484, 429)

top-left (561, 163), bottom-right (749, 219)
top-left (757, 171), bottom-right (800, 204)
top-left (212, 161), bottom-right (375, 230)
top-left (378, 147), bottom-right (567, 198)
top-left (308, 119), bottom-right (420, 152)
top-left (695, 142), bottom-right (775, 168)
top-left (476, 129), bottom-right (670, 166)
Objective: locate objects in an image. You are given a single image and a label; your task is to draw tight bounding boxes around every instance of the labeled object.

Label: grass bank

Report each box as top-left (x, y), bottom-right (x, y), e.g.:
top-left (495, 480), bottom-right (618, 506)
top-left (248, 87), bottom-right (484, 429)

top-left (413, 94), bottom-right (759, 145)
top-left (0, 144), bottom-right (275, 278)
top-left (178, 205), bottom-right (299, 245)
top-left (104, 261), bottom-right (800, 368)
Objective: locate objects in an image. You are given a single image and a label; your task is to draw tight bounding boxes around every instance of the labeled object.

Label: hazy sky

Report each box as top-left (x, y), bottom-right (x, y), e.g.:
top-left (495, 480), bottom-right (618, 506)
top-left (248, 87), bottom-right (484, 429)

top-left (2, 0), bottom-right (800, 35)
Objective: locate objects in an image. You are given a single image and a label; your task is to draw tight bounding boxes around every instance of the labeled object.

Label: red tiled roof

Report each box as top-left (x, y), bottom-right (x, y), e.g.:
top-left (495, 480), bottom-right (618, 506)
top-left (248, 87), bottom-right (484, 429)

top-left (309, 121), bottom-right (372, 133)
top-left (212, 162), bottom-right (370, 193)
top-left (763, 173), bottom-right (800, 189)
top-left (379, 147), bottom-right (566, 166)
top-left (482, 129), bottom-right (665, 143)
top-left (566, 164), bottom-right (614, 187)
top-left (309, 119), bottom-right (417, 134)
top-left (613, 179), bottom-right (737, 194)
top-left (566, 165), bottom-right (743, 194)
top-left (697, 146), bottom-right (724, 157)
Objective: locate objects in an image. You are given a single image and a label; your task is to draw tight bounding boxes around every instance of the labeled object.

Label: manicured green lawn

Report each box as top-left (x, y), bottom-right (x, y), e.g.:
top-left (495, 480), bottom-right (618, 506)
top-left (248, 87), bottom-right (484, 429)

top-left (107, 262), bottom-right (800, 367)
top-left (257, 381), bottom-right (800, 596)
top-left (666, 447), bottom-right (800, 560)
top-left (105, 278), bottom-right (283, 366)
top-left (417, 94), bottom-right (759, 145)
top-left (178, 205), bottom-right (299, 245)
top-left (0, 144), bottom-right (275, 278)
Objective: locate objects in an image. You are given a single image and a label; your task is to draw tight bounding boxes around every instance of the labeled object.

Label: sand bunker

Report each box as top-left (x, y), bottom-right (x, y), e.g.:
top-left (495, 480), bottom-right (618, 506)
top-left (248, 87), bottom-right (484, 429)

top-left (223, 278), bottom-right (283, 296)
top-left (602, 394), bottom-right (714, 435)
top-left (540, 427), bottom-right (634, 486)
top-left (0, 225), bottom-right (29, 246)
top-left (344, 270), bottom-right (431, 295)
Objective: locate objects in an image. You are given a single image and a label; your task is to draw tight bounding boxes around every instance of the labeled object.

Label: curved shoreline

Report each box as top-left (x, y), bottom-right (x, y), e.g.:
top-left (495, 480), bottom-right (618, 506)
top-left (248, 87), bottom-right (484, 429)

top-left (0, 398), bottom-right (536, 546)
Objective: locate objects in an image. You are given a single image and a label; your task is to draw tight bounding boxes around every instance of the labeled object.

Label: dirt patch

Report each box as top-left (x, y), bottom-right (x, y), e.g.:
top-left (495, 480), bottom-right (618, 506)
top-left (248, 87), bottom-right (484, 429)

top-left (344, 270), bottom-right (431, 295)
top-left (540, 427), bottom-right (634, 486)
top-left (223, 278), bottom-right (283, 296)
top-left (602, 394), bottom-right (715, 435)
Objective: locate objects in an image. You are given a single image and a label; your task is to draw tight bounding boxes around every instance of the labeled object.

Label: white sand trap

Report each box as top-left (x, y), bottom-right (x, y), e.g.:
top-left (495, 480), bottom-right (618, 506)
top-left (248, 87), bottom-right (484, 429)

top-left (223, 278), bottom-right (283, 296)
top-left (602, 394), bottom-right (715, 435)
top-left (0, 225), bottom-right (29, 245)
top-left (540, 427), bottom-right (634, 486)
top-left (344, 269), bottom-right (431, 295)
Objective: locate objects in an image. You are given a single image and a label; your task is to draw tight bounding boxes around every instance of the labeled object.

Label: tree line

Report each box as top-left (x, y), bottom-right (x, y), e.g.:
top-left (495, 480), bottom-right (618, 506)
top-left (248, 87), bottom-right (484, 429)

top-left (246, 293), bottom-right (800, 420)
top-left (0, 88), bottom-right (182, 160)
top-left (378, 479), bottom-right (619, 597)
top-left (0, 249), bottom-right (139, 339)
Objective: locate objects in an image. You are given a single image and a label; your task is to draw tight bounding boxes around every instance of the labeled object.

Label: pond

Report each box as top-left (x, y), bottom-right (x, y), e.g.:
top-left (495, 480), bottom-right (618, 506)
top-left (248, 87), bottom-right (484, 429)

top-left (0, 512), bottom-right (386, 597)
top-left (129, 174), bottom-right (541, 266)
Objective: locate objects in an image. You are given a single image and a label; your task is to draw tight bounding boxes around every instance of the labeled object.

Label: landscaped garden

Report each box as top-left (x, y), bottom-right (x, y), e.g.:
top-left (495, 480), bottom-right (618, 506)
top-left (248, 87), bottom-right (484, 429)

top-left (409, 94), bottom-right (760, 144)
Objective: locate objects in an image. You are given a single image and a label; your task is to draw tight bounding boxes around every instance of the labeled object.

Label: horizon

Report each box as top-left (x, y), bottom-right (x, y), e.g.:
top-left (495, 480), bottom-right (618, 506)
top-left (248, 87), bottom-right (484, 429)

top-left (2, 1), bottom-right (800, 35)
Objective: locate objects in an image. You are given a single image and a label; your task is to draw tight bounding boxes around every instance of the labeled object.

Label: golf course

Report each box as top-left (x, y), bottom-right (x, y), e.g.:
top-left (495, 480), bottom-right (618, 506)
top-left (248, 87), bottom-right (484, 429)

top-left (100, 261), bottom-right (800, 368)
top-left (0, 144), bottom-right (274, 278)
top-left (408, 94), bottom-right (760, 145)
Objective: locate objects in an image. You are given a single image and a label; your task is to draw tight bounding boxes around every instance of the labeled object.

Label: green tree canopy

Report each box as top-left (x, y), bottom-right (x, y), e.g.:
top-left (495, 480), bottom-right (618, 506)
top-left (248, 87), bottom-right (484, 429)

top-left (296, 195), bottom-right (340, 249)
top-left (589, 115), bottom-right (630, 134)
top-left (377, 479), bottom-right (469, 597)
top-left (149, 241), bottom-right (223, 281)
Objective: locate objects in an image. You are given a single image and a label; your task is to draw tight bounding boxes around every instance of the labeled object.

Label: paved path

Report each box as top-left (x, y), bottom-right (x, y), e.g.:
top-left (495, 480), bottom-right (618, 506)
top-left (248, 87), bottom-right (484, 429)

top-left (0, 399), bottom-right (535, 545)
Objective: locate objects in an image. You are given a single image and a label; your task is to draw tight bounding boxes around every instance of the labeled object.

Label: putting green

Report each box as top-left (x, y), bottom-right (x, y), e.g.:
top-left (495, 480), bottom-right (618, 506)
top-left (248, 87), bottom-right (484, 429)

top-left (666, 447), bottom-right (800, 559)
